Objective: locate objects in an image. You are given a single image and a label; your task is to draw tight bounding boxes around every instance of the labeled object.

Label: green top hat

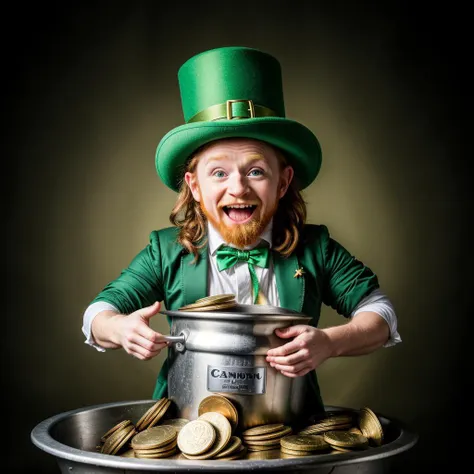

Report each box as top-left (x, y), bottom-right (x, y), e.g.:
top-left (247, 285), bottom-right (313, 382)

top-left (155, 46), bottom-right (322, 192)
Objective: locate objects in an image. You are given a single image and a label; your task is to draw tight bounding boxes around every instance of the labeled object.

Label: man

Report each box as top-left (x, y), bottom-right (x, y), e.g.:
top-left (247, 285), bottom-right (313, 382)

top-left (82, 46), bottom-right (401, 415)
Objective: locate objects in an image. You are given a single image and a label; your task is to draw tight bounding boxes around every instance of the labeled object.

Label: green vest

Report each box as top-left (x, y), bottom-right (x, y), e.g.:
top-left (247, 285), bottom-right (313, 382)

top-left (92, 224), bottom-right (379, 414)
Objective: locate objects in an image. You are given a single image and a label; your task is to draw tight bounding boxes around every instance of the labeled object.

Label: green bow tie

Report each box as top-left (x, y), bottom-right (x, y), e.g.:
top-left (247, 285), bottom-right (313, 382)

top-left (215, 245), bottom-right (270, 304)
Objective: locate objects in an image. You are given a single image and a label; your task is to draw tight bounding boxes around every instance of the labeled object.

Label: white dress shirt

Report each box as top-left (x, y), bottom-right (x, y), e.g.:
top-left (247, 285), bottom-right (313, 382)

top-left (82, 223), bottom-right (401, 351)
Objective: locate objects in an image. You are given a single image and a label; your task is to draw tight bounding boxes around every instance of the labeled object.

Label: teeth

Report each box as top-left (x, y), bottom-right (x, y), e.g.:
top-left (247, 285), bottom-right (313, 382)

top-left (226, 204), bottom-right (254, 209)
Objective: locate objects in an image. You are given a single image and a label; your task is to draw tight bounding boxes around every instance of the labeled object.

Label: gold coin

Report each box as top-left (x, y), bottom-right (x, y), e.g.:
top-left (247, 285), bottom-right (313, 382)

top-left (246, 448), bottom-right (282, 460)
top-left (310, 410), bottom-right (354, 423)
top-left (100, 424), bottom-right (129, 454)
top-left (281, 452), bottom-right (310, 458)
top-left (198, 411), bottom-right (232, 457)
top-left (304, 414), bottom-right (353, 428)
top-left (280, 446), bottom-right (314, 456)
top-left (100, 419), bottom-right (133, 443)
top-left (133, 438), bottom-right (178, 455)
top-left (135, 398), bottom-right (168, 431)
top-left (198, 395), bottom-right (239, 433)
top-left (242, 423), bottom-right (285, 436)
top-left (178, 295), bottom-right (235, 310)
top-left (146, 398), bottom-right (172, 428)
top-left (160, 418), bottom-right (190, 432)
top-left (331, 446), bottom-right (353, 452)
top-left (213, 444), bottom-right (247, 461)
top-left (323, 430), bottom-right (369, 449)
top-left (244, 437), bottom-right (281, 447)
top-left (280, 434), bottom-right (330, 452)
top-left (195, 294), bottom-right (236, 304)
top-left (246, 444), bottom-right (280, 451)
top-left (112, 426), bottom-right (137, 456)
top-left (358, 407), bottom-right (384, 446)
top-left (216, 444), bottom-right (247, 460)
top-left (119, 448), bottom-right (135, 458)
top-left (182, 411), bottom-right (232, 459)
top-left (243, 425), bottom-right (292, 441)
top-left (101, 425), bottom-right (135, 455)
top-left (131, 425), bottom-right (177, 450)
top-left (315, 419), bottom-right (353, 428)
top-left (180, 301), bottom-right (237, 312)
top-left (177, 419), bottom-right (216, 456)
top-left (299, 423), bottom-right (352, 435)
top-left (213, 436), bottom-right (242, 459)
top-left (134, 447), bottom-right (177, 458)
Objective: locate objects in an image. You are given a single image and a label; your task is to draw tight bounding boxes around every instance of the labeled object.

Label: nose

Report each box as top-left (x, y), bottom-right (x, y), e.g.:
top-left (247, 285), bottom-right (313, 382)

top-left (228, 173), bottom-right (249, 197)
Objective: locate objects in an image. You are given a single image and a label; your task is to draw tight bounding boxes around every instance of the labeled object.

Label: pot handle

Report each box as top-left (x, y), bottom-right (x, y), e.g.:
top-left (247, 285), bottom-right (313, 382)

top-left (163, 331), bottom-right (187, 352)
top-left (163, 335), bottom-right (186, 344)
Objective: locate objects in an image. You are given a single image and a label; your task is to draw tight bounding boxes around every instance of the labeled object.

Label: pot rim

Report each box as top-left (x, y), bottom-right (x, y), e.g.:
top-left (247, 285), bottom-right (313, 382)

top-left (161, 304), bottom-right (312, 322)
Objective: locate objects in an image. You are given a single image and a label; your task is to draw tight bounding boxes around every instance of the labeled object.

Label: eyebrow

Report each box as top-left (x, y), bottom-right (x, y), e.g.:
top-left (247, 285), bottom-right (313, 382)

top-left (205, 154), bottom-right (267, 165)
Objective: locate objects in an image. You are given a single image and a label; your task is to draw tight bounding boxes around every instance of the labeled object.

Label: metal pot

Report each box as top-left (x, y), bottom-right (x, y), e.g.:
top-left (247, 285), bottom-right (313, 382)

top-left (162, 304), bottom-right (312, 431)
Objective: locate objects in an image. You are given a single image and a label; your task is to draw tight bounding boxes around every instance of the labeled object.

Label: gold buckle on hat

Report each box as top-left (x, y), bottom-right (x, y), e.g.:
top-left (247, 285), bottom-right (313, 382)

top-left (226, 99), bottom-right (256, 120)
top-left (186, 100), bottom-right (276, 123)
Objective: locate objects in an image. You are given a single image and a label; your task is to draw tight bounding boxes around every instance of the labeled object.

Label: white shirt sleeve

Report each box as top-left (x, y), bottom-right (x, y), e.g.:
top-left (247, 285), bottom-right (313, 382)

top-left (82, 301), bottom-right (119, 352)
top-left (350, 288), bottom-right (402, 348)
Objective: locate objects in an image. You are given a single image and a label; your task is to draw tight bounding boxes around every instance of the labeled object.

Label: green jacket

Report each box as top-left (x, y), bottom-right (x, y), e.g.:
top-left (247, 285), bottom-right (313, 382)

top-left (92, 224), bottom-right (379, 413)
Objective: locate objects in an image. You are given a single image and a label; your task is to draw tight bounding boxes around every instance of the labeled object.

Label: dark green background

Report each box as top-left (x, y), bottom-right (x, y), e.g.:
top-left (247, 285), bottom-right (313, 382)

top-left (6, 1), bottom-right (470, 472)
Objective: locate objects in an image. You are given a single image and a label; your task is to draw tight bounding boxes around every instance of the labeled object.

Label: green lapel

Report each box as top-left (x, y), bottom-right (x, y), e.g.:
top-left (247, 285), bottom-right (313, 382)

top-left (273, 251), bottom-right (304, 312)
top-left (181, 244), bottom-right (209, 305)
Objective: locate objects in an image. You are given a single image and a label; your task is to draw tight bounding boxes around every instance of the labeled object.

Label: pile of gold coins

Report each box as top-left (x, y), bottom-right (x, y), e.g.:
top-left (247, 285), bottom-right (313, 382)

top-left (177, 411), bottom-right (245, 460)
top-left (96, 394), bottom-right (385, 460)
top-left (98, 397), bottom-right (188, 458)
top-left (99, 420), bottom-right (136, 456)
top-left (178, 294), bottom-right (237, 312)
top-left (130, 425), bottom-right (179, 458)
top-left (242, 423), bottom-right (293, 453)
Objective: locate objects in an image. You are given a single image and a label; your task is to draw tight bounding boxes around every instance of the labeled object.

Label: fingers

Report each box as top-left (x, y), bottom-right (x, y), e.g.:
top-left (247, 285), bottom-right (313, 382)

top-left (119, 303), bottom-right (169, 360)
top-left (125, 338), bottom-right (168, 360)
top-left (137, 301), bottom-right (162, 321)
top-left (267, 325), bottom-right (310, 357)
top-left (280, 367), bottom-right (313, 378)
top-left (123, 325), bottom-right (169, 360)
top-left (270, 360), bottom-right (312, 377)
top-left (267, 339), bottom-right (301, 357)
top-left (266, 328), bottom-right (314, 377)
top-left (267, 348), bottom-right (309, 366)
top-left (132, 302), bottom-right (165, 342)
top-left (274, 325), bottom-right (307, 339)
top-left (136, 325), bottom-right (168, 345)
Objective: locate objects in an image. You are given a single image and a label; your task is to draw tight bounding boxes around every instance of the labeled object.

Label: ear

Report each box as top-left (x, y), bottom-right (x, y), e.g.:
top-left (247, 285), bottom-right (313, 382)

top-left (278, 165), bottom-right (294, 199)
top-left (184, 171), bottom-right (201, 202)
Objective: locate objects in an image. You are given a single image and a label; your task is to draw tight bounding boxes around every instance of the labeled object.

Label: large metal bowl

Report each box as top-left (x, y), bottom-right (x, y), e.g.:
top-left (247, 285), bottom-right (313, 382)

top-left (31, 399), bottom-right (418, 473)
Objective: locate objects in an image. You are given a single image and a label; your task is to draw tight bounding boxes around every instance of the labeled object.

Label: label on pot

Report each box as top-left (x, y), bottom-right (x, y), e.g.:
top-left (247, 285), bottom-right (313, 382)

top-left (207, 366), bottom-right (266, 394)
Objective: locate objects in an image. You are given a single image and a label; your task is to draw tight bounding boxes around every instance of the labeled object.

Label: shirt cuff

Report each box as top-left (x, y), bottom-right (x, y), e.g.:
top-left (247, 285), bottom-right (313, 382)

top-left (82, 301), bottom-right (119, 352)
top-left (351, 289), bottom-right (402, 348)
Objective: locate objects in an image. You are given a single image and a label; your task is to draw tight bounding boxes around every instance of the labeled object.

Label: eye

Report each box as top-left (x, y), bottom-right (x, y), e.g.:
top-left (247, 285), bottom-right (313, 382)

top-left (248, 168), bottom-right (264, 177)
top-left (213, 170), bottom-right (226, 178)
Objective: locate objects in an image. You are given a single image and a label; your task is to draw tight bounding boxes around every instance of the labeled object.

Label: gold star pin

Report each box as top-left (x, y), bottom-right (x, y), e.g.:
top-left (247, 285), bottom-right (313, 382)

top-left (294, 267), bottom-right (305, 278)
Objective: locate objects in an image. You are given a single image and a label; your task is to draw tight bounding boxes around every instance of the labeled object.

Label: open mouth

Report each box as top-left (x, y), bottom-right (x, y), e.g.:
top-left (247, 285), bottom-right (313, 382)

top-left (223, 204), bottom-right (257, 223)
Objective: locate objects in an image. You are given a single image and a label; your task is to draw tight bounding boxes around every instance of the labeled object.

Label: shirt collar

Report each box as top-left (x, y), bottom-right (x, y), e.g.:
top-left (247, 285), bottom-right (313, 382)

top-left (208, 220), bottom-right (273, 256)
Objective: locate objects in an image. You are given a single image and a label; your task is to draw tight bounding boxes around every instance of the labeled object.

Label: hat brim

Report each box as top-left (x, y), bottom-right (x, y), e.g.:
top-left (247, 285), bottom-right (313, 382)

top-left (155, 117), bottom-right (322, 192)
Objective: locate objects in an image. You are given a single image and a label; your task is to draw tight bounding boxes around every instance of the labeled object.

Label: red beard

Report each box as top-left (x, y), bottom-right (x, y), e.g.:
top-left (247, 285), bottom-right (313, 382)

top-left (200, 200), bottom-right (278, 248)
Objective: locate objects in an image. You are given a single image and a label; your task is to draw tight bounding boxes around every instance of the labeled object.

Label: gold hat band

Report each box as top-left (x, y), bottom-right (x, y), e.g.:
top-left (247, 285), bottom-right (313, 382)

top-left (187, 99), bottom-right (278, 123)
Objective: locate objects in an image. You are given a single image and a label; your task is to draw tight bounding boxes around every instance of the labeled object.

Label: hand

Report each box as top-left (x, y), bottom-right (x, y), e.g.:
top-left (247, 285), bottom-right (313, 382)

top-left (117, 301), bottom-right (169, 361)
top-left (265, 325), bottom-right (334, 377)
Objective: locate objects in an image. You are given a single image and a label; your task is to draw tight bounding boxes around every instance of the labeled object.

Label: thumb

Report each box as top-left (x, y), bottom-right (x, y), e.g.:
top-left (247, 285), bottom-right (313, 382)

top-left (275, 324), bottom-right (306, 339)
top-left (138, 301), bottom-right (162, 321)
